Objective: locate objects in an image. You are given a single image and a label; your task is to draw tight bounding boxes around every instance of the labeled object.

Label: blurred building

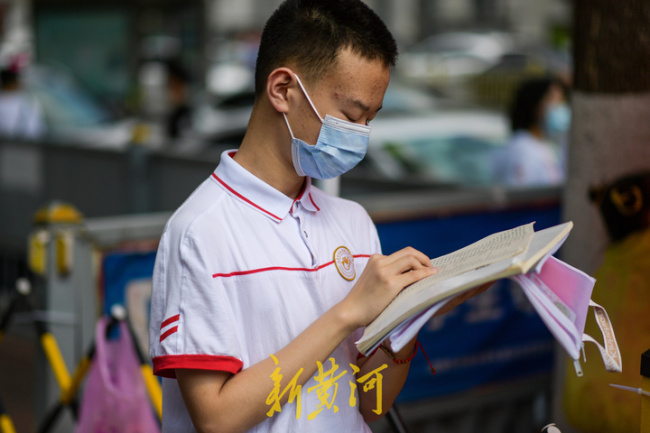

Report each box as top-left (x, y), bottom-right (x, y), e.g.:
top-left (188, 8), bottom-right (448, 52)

top-left (1, 0), bottom-right (569, 102)
top-left (207, 0), bottom-right (570, 48)
top-left (13, 0), bottom-right (203, 112)
top-left (0, 0), bottom-right (32, 66)
top-left (205, 0), bottom-right (570, 108)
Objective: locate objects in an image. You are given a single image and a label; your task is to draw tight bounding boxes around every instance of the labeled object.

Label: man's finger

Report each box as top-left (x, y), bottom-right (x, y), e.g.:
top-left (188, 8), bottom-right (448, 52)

top-left (385, 247), bottom-right (433, 270)
top-left (395, 266), bottom-right (436, 290)
top-left (388, 254), bottom-right (436, 276)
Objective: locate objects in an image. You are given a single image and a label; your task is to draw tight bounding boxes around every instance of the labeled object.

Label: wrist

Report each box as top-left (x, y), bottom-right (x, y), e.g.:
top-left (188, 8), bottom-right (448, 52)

top-left (331, 300), bottom-right (362, 334)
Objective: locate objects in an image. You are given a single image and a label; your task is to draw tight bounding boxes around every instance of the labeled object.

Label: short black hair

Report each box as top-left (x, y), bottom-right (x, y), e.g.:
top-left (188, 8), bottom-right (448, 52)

top-left (254, 0), bottom-right (397, 95)
top-left (509, 77), bottom-right (567, 132)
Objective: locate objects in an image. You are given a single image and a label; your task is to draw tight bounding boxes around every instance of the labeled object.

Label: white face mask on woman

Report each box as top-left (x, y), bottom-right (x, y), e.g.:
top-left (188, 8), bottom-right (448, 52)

top-left (544, 103), bottom-right (571, 136)
top-left (283, 74), bottom-right (371, 179)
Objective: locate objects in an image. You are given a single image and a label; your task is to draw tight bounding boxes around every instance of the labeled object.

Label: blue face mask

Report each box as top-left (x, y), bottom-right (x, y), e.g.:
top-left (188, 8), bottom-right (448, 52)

top-left (544, 103), bottom-right (571, 136)
top-left (283, 74), bottom-right (371, 179)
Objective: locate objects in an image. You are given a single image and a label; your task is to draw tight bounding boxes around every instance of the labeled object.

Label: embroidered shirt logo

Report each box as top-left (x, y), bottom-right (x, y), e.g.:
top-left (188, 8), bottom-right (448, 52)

top-left (333, 246), bottom-right (355, 281)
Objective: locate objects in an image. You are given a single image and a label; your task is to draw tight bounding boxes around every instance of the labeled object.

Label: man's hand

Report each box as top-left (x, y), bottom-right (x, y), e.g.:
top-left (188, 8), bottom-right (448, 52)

top-left (339, 247), bottom-right (438, 328)
top-left (434, 282), bottom-right (494, 317)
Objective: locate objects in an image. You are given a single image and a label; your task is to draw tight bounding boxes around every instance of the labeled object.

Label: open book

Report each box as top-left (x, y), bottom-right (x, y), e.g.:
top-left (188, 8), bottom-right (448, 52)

top-left (356, 221), bottom-right (622, 374)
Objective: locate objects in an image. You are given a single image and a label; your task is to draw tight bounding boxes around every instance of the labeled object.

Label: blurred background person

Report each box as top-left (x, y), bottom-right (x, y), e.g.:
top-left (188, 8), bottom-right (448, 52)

top-left (493, 76), bottom-right (570, 186)
top-left (164, 60), bottom-right (192, 140)
top-left (0, 61), bottom-right (45, 139)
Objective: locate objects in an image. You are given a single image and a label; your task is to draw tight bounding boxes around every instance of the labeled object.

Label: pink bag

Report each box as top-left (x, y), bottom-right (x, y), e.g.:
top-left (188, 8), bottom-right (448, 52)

top-left (75, 317), bottom-right (160, 433)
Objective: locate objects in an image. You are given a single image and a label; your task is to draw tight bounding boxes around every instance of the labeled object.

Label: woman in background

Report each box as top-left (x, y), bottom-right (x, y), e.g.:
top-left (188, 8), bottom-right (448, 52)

top-left (493, 77), bottom-right (571, 186)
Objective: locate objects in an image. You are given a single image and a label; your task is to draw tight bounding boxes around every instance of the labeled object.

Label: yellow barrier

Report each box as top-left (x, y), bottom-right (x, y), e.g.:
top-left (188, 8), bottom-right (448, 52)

top-left (41, 333), bottom-right (72, 393)
top-left (141, 364), bottom-right (163, 420)
top-left (62, 356), bottom-right (92, 406)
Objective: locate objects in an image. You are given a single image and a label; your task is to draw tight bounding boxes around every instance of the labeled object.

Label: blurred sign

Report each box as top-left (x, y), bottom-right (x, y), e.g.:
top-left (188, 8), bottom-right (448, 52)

top-left (397, 279), bottom-right (555, 401)
top-left (102, 249), bottom-right (157, 355)
top-left (34, 10), bottom-right (129, 102)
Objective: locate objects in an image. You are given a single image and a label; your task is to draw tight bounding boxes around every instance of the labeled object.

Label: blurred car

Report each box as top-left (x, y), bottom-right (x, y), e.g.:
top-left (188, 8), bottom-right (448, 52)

top-left (348, 109), bottom-right (508, 186)
top-left (190, 89), bottom-right (255, 144)
top-left (470, 47), bottom-right (572, 109)
top-left (396, 31), bottom-right (516, 95)
top-left (23, 66), bottom-right (135, 148)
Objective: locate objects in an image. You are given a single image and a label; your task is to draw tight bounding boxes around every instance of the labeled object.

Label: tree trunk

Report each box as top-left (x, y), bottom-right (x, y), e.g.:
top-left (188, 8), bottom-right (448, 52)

top-left (564, 0), bottom-right (650, 274)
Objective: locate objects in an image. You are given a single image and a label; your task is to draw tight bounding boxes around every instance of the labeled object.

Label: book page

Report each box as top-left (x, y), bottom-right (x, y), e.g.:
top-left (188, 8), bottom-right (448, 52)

top-left (512, 223), bottom-right (573, 274)
top-left (529, 273), bottom-right (576, 323)
top-left (514, 273), bottom-right (582, 360)
top-left (393, 222), bottom-right (535, 302)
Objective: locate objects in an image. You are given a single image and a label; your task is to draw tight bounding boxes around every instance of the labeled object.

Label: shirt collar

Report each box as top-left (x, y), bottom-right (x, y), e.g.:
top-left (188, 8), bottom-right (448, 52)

top-left (212, 150), bottom-right (321, 222)
top-left (292, 178), bottom-right (321, 214)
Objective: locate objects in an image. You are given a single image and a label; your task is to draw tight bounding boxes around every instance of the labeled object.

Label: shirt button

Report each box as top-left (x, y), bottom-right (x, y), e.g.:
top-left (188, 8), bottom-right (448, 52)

top-left (304, 231), bottom-right (308, 238)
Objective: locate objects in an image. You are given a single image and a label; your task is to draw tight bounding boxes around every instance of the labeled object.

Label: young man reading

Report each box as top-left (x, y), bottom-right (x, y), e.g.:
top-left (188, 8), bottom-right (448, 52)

top-left (149, 1), bottom-right (484, 431)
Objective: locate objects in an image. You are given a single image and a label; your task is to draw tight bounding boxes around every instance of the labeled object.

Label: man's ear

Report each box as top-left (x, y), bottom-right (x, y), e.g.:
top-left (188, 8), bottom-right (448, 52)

top-left (266, 68), bottom-right (295, 113)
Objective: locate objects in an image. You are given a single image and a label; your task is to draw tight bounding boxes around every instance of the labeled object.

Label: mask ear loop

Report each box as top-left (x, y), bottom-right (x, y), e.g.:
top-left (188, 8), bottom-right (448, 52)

top-left (283, 112), bottom-right (307, 177)
top-left (293, 74), bottom-right (324, 122)
top-left (283, 113), bottom-right (296, 139)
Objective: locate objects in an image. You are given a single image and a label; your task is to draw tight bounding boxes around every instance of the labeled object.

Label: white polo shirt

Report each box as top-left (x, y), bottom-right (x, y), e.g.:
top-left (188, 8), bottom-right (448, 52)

top-left (149, 150), bottom-right (381, 432)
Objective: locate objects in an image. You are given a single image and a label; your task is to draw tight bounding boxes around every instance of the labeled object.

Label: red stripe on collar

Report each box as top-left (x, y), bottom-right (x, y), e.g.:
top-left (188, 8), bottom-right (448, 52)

top-left (212, 173), bottom-right (283, 221)
top-left (309, 193), bottom-right (321, 211)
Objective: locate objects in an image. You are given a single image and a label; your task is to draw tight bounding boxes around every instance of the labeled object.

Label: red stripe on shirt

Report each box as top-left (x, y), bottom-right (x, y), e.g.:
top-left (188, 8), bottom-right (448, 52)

top-left (161, 314), bottom-right (180, 329)
top-left (160, 326), bottom-right (178, 342)
top-left (212, 254), bottom-right (372, 278)
top-left (153, 354), bottom-right (244, 379)
top-left (212, 173), bottom-right (283, 221)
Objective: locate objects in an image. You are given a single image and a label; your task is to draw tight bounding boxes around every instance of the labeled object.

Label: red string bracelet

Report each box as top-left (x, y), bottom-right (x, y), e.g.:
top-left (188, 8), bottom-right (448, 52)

top-left (380, 340), bottom-right (436, 374)
top-left (417, 341), bottom-right (436, 375)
